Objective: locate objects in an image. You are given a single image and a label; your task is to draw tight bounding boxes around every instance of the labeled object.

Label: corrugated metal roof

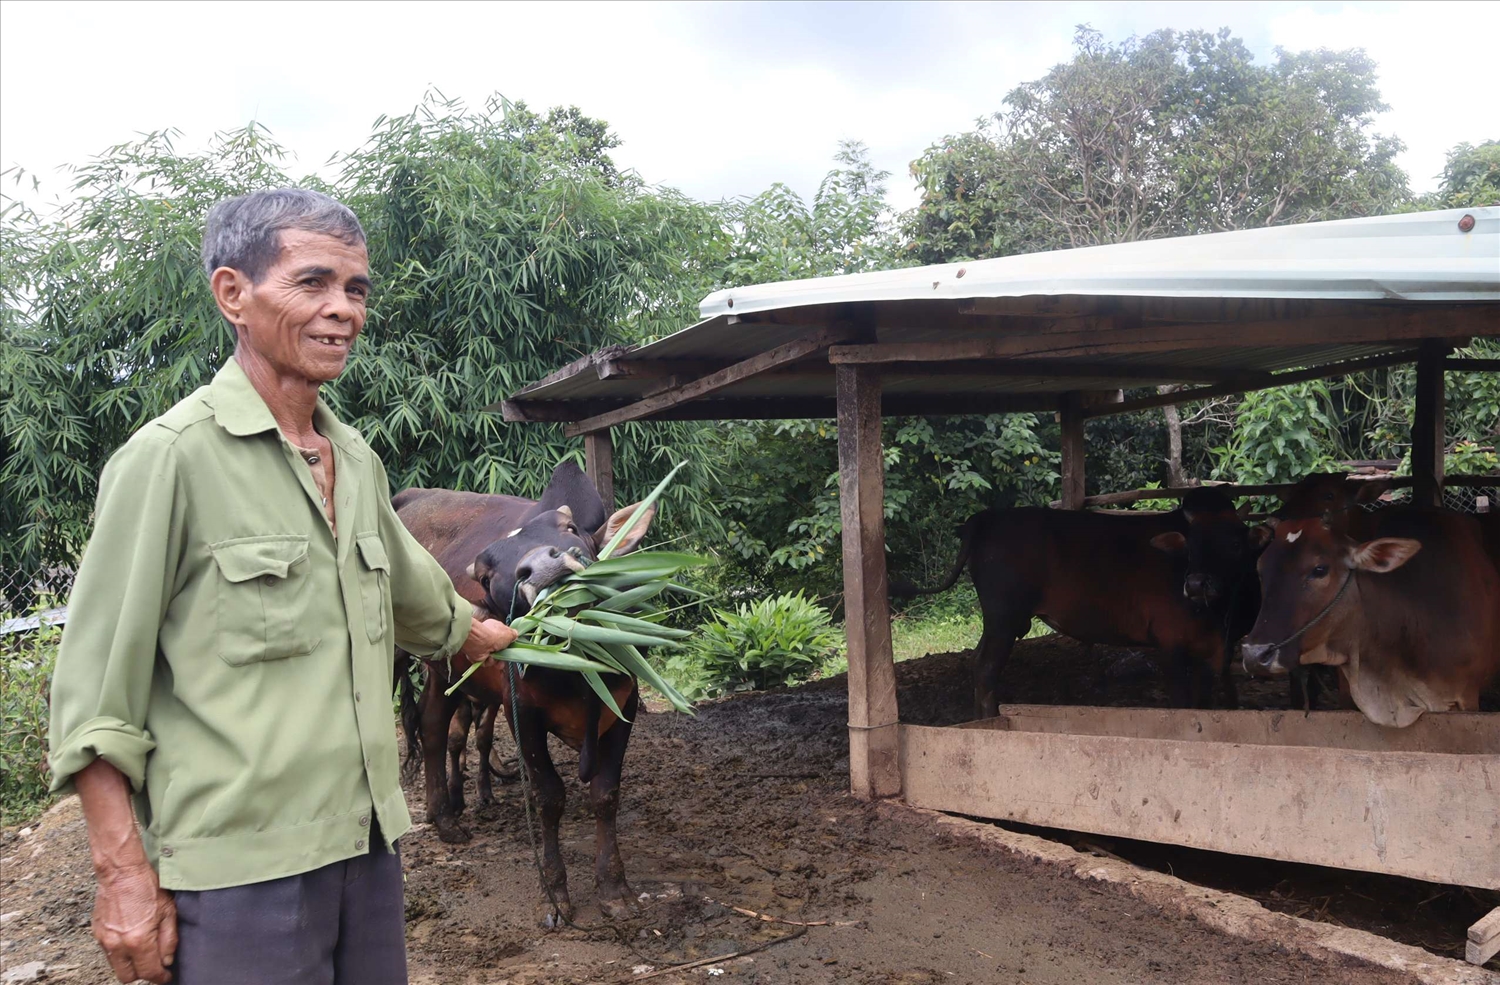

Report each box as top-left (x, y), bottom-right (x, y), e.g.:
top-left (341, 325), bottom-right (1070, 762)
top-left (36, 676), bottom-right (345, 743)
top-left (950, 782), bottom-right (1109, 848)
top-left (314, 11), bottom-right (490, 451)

top-left (699, 208), bottom-right (1500, 318)
top-left (504, 209), bottom-right (1500, 422)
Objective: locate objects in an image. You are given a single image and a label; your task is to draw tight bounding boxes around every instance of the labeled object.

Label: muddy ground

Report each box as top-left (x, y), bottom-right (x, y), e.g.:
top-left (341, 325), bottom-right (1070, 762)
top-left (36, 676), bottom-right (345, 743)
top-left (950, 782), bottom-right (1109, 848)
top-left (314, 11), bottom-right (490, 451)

top-left (3, 636), bottom-right (1494, 984)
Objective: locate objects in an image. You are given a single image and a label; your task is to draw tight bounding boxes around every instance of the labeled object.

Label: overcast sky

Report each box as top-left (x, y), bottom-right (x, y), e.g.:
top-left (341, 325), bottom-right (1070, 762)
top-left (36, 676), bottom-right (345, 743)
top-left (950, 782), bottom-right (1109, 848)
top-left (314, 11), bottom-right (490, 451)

top-left (2, 1), bottom-right (1496, 216)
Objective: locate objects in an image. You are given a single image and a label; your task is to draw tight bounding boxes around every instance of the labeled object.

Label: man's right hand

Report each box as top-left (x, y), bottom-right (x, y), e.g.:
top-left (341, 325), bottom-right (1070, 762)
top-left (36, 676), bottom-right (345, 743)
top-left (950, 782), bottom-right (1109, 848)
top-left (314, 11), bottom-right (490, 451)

top-left (74, 758), bottom-right (178, 983)
top-left (93, 863), bottom-right (178, 983)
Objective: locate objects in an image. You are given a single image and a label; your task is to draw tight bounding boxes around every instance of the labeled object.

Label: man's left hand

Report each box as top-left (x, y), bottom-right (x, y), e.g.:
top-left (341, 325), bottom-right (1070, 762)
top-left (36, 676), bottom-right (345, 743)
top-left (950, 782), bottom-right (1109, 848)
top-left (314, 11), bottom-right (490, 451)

top-left (459, 617), bottom-right (518, 664)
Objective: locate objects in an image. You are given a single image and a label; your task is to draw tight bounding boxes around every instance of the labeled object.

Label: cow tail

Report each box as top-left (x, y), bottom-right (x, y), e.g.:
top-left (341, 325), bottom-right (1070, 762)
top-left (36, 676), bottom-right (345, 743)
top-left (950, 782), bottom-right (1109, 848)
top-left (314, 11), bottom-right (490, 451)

top-left (889, 513), bottom-right (983, 599)
top-left (395, 651), bottom-right (423, 772)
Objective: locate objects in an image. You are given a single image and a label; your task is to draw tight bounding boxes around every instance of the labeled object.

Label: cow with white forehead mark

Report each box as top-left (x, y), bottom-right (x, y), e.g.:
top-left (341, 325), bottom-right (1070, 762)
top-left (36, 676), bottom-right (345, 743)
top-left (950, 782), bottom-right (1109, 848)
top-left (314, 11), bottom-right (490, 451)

top-left (1242, 505), bottom-right (1500, 726)
top-left (392, 462), bottom-right (659, 925)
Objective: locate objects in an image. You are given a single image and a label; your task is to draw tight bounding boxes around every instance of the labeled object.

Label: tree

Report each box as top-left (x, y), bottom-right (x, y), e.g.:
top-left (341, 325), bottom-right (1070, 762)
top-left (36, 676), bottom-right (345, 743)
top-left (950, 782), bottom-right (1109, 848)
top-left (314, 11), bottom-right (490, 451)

top-left (1430, 140), bottom-right (1500, 208)
top-left (906, 27), bottom-right (1410, 264)
top-left (0, 96), bottom-right (727, 584)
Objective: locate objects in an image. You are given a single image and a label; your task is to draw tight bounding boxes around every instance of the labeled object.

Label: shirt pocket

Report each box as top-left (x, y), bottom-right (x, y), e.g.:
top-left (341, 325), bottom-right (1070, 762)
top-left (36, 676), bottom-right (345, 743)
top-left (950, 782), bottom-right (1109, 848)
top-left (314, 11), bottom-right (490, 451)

top-left (209, 535), bottom-right (321, 666)
top-left (355, 532), bottom-right (391, 644)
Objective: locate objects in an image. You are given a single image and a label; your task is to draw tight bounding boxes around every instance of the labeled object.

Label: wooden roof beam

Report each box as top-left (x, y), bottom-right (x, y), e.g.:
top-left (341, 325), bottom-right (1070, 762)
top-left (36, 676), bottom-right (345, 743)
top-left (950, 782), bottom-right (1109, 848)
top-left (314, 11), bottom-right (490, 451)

top-left (1080, 349), bottom-right (1421, 420)
top-left (504, 391), bottom-right (1055, 425)
top-left (556, 326), bottom-right (856, 436)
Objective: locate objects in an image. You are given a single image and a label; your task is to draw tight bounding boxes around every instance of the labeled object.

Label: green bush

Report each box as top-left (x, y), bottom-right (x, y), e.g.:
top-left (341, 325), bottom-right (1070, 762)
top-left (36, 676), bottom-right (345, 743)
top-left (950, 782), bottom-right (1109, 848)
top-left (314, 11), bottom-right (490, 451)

top-left (675, 592), bottom-right (844, 696)
top-left (1, 618), bottom-right (59, 825)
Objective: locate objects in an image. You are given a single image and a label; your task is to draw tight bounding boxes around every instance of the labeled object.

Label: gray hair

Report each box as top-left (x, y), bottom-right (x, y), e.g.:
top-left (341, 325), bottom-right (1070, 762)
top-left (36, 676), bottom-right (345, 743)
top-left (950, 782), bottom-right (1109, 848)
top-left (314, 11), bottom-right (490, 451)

top-left (201, 188), bottom-right (366, 281)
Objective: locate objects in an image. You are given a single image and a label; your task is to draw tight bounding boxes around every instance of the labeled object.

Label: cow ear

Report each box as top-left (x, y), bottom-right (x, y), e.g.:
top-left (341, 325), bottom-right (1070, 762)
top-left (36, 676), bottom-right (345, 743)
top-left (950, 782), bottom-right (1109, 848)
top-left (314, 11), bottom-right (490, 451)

top-left (1354, 478), bottom-right (1392, 505)
top-left (1349, 537), bottom-right (1421, 573)
top-left (466, 557), bottom-right (492, 584)
top-left (1247, 524), bottom-right (1274, 550)
top-left (1150, 532), bottom-right (1187, 555)
top-left (1236, 501), bottom-right (1255, 520)
top-left (593, 501), bottom-right (658, 557)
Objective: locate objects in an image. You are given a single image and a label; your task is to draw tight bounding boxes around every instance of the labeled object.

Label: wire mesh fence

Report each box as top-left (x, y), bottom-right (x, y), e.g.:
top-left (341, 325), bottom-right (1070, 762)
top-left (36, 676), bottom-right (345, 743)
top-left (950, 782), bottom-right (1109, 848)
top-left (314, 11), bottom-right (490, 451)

top-left (0, 566), bottom-right (74, 634)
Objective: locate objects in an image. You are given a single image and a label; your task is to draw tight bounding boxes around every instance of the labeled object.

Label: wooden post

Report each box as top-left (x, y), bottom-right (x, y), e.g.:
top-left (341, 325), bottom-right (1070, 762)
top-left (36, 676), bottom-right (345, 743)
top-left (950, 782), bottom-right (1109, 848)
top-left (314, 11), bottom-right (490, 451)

top-left (584, 429), bottom-right (614, 509)
top-left (1059, 392), bottom-right (1086, 510)
top-left (1411, 340), bottom-right (1447, 509)
top-left (835, 364), bottom-right (901, 800)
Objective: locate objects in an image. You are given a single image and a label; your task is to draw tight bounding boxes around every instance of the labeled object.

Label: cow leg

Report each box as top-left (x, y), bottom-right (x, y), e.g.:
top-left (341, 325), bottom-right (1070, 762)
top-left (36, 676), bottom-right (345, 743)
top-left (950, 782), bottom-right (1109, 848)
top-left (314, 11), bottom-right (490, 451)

top-left (420, 666), bottom-right (470, 844)
top-left (592, 688), bottom-right (638, 920)
top-left (447, 697), bottom-right (473, 815)
top-left (516, 706), bottom-right (572, 928)
top-left (475, 701), bottom-right (498, 807)
top-left (973, 608), bottom-right (1030, 720)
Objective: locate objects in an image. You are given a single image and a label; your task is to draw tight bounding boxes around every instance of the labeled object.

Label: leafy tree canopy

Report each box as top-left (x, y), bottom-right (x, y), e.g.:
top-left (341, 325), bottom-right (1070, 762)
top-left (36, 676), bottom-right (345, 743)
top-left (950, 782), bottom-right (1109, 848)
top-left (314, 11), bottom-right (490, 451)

top-left (905, 26), bottom-right (1410, 263)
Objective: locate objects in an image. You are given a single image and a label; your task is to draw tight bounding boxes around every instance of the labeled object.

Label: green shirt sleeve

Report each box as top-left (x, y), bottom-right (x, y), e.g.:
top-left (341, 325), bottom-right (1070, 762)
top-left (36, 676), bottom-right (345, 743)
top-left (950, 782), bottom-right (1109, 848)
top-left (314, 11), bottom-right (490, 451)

top-left (48, 431), bottom-right (184, 795)
top-left (372, 456), bottom-right (472, 661)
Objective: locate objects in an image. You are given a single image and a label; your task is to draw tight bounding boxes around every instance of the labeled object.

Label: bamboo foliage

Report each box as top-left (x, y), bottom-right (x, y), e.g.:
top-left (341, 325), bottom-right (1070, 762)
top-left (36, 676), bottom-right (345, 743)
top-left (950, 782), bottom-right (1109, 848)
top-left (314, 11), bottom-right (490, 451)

top-left (0, 96), bottom-right (729, 583)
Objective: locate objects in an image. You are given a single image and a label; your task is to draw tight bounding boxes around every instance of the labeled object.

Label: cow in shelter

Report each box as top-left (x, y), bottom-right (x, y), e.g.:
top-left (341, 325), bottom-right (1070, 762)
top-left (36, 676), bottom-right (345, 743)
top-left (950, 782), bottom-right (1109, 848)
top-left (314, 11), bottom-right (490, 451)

top-left (394, 462), bottom-right (657, 924)
top-left (1243, 483), bottom-right (1500, 726)
top-left (894, 488), bottom-right (1263, 717)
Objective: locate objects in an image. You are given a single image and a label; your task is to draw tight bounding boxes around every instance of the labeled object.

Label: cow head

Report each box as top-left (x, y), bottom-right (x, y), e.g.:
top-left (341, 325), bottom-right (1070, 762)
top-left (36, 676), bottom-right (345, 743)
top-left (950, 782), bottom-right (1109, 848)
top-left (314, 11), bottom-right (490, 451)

top-left (1149, 488), bottom-right (1267, 613)
top-left (1275, 472), bottom-right (1391, 528)
top-left (1240, 516), bottom-right (1420, 676)
top-left (466, 462), bottom-right (658, 618)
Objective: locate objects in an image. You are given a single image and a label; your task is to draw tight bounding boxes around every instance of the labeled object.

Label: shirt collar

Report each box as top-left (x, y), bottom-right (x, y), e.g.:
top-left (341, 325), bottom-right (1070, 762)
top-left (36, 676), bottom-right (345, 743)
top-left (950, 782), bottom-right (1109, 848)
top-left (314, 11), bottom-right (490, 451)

top-left (208, 358), bottom-right (364, 462)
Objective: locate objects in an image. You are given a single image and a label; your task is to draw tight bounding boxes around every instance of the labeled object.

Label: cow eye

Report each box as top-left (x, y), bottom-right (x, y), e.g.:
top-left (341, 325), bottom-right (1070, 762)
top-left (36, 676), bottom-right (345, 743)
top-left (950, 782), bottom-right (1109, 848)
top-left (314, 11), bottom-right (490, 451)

top-left (566, 524), bottom-right (578, 535)
top-left (1310, 565), bottom-right (1329, 579)
top-left (480, 575), bottom-right (491, 590)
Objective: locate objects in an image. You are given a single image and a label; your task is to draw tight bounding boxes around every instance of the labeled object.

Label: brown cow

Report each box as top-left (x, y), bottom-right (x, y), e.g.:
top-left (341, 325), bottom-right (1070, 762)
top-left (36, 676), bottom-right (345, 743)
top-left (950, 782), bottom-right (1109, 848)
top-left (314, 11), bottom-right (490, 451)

top-left (394, 462), bottom-right (657, 925)
top-left (1241, 506), bottom-right (1500, 726)
top-left (897, 488), bottom-right (1262, 717)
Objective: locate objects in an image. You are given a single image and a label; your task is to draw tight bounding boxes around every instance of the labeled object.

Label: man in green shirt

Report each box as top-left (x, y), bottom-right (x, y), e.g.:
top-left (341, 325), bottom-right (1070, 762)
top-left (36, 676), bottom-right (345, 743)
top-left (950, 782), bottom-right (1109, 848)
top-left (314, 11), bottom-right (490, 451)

top-left (47, 188), bottom-right (517, 985)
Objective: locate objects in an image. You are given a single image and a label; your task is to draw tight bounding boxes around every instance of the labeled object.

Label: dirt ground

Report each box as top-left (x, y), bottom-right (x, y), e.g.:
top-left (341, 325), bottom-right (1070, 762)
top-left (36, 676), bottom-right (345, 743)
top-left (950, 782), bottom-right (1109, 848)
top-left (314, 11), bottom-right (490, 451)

top-left (3, 636), bottom-right (1493, 984)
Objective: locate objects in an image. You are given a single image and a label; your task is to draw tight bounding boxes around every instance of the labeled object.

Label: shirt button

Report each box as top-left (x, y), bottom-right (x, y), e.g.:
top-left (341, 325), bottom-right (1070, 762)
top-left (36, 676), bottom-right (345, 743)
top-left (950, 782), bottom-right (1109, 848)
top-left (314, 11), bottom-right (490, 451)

top-left (262, 575), bottom-right (276, 587)
top-left (359, 814), bottom-right (370, 827)
top-left (160, 846), bottom-right (174, 857)
top-left (354, 691), bottom-right (362, 702)
top-left (355, 839), bottom-right (366, 851)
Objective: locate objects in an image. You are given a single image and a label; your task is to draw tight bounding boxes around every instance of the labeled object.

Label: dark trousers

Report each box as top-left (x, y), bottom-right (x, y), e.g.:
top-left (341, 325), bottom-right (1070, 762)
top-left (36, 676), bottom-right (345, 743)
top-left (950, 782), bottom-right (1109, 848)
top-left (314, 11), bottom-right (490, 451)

top-left (172, 827), bottom-right (406, 985)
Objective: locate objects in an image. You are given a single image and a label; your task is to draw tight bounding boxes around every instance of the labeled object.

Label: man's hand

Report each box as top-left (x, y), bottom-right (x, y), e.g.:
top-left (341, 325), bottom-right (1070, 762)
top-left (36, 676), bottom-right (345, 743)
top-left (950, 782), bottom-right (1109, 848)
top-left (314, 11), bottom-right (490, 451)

top-left (459, 616), bottom-right (518, 664)
top-left (93, 863), bottom-right (178, 984)
top-left (75, 758), bottom-right (177, 983)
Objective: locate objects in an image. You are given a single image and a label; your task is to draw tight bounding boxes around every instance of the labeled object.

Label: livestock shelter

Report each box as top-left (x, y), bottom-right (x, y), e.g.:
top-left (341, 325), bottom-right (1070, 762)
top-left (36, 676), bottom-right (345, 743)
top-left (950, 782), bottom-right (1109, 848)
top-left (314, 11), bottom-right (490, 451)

top-left (499, 208), bottom-right (1500, 964)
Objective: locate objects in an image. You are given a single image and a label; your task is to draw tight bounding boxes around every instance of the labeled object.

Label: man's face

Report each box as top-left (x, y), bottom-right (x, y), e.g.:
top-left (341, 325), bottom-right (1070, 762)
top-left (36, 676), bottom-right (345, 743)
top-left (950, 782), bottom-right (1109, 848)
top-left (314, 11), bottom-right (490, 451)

top-left (233, 229), bottom-right (371, 383)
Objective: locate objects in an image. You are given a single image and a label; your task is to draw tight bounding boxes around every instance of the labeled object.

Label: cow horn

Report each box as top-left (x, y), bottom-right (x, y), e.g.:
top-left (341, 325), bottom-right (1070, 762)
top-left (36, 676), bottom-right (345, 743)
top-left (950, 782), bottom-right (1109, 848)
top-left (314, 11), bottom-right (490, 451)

top-left (465, 561), bottom-right (477, 580)
top-left (557, 505), bottom-right (573, 518)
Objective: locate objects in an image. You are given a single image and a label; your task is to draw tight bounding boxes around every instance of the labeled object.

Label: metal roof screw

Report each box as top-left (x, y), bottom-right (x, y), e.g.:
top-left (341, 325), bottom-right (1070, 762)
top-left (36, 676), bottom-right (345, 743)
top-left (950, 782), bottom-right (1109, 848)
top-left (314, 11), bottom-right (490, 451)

top-left (956, 267), bottom-right (967, 278)
top-left (726, 297), bottom-right (733, 308)
top-left (1458, 214), bottom-right (1476, 233)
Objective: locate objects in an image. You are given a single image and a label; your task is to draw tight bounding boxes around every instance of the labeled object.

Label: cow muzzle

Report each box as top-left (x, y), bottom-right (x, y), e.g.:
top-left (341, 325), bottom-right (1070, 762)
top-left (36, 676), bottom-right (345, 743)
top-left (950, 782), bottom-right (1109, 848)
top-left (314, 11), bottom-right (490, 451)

top-left (513, 546), bottom-right (588, 602)
top-left (1182, 573), bottom-right (1221, 609)
top-left (1240, 641), bottom-right (1290, 677)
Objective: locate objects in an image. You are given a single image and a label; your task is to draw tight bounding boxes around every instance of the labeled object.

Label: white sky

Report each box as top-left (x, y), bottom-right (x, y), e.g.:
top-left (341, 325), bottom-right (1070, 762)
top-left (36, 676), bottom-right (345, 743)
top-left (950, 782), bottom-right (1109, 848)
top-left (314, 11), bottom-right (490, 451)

top-left (2, 1), bottom-right (1497, 216)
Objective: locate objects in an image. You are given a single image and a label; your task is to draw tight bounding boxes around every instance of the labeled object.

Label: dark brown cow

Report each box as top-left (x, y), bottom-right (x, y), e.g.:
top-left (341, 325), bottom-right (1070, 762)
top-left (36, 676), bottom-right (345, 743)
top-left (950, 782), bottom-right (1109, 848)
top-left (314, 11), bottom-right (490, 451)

top-left (1241, 506), bottom-right (1500, 726)
top-left (897, 488), bottom-right (1261, 717)
top-left (394, 462), bottom-right (657, 925)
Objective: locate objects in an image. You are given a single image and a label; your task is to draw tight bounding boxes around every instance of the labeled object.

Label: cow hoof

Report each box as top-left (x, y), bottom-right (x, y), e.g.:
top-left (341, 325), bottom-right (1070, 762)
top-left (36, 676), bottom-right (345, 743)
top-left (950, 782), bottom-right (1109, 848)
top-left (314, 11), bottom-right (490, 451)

top-left (477, 790), bottom-right (494, 807)
top-left (538, 897), bottom-right (574, 929)
top-left (598, 895), bottom-right (633, 921)
top-left (435, 816), bottom-right (471, 844)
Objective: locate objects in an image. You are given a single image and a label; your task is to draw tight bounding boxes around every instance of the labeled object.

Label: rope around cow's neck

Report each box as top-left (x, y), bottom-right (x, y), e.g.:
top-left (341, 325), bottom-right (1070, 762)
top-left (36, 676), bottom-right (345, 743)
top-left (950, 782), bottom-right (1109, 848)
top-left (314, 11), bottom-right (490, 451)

top-left (1260, 568), bottom-right (1354, 653)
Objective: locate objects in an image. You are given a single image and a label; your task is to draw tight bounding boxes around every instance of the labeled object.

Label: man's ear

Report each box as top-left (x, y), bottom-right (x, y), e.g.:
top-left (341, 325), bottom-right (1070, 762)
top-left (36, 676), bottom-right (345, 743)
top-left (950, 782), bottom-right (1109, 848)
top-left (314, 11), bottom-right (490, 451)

top-left (1349, 537), bottom-right (1421, 573)
top-left (210, 266), bottom-right (253, 333)
top-left (1150, 532), bottom-right (1187, 556)
top-left (593, 502), bottom-right (658, 556)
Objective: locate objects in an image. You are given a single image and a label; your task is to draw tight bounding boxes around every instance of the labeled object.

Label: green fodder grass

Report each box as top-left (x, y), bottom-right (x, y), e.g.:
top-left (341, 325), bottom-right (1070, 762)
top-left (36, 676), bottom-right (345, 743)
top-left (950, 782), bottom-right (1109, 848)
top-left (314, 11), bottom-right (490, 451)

top-left (1, 620), bottom-right (58, 826)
